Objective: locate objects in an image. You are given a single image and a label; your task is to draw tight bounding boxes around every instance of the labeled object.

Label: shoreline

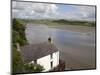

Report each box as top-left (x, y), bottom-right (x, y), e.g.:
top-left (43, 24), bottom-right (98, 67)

top-left (47, 25), bottom-right (95, 33)
top-left (27, 23), bottom-right (95, 33)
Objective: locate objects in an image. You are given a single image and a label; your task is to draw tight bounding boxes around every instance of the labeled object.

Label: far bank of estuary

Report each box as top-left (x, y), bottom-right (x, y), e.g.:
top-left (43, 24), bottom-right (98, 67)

top-left (25, 23), bottom-right (96, 70)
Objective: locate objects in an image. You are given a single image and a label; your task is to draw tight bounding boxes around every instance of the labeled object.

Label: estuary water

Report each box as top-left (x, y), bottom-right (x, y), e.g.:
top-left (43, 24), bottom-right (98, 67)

top-left (25, 24), bottom-right (96, 70)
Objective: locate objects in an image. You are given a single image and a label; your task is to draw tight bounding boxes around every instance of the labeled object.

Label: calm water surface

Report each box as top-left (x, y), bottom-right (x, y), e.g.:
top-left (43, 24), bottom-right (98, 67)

top-left (26, 24), bottom-right (96, 70)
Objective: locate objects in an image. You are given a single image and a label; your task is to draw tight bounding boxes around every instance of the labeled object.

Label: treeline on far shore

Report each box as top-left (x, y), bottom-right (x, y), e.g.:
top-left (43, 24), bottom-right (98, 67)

top-left (52, 19), bottom-right (96, 27)
top-left (15, 18), bottom-right (96, 27)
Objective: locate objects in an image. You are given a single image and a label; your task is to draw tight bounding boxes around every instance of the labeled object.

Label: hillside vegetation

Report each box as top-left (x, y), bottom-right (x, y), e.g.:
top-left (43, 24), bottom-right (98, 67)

top-left (18, 19), bottom-right (96, 27)
top-left (12, 19), bottom-right (44, 74)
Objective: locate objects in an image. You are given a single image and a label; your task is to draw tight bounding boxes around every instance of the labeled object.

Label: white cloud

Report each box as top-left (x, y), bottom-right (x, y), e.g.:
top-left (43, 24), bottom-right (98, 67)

top-left (12, 1), bottom-right (95, 21)
top-left (12, 1), bottom-right (58, 19)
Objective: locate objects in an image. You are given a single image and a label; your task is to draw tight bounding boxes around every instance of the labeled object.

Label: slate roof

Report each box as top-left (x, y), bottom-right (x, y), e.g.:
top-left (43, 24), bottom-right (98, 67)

top-left (20, 42), bottom-right (58, 63)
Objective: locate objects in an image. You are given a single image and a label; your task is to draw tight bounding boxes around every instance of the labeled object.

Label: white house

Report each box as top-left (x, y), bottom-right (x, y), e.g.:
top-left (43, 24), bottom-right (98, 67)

top-left (20, 38), bottom-right (59, 72)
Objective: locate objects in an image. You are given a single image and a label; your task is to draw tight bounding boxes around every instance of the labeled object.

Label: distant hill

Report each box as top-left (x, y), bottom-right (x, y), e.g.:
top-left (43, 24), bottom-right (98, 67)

top-left (15, 18), bottom-right (96, 27)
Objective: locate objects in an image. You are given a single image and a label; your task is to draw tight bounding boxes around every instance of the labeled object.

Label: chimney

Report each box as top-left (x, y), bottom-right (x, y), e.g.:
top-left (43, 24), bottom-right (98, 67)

top-left (48, 37), bottom-right (52, 44)
top-left (16, 43), bottom-right (20, 52)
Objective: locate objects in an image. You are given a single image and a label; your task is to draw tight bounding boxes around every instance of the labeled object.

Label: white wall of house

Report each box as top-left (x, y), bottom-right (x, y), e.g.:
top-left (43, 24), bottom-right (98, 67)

top-left (30, 51), bottom-right (59, 72)
top-left (52, 51), bottom-right (59, 68)
top-left (37, 54), bottom-right (51, 71)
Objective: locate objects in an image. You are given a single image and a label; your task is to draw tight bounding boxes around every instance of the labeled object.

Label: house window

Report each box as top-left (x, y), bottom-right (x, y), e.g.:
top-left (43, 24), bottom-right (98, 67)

top-left (50, 53), bottom-right (53, 59)
top-left (51, 61), bottom-right (53, 68)
top-left (34, 59), bottom-right (37, 64)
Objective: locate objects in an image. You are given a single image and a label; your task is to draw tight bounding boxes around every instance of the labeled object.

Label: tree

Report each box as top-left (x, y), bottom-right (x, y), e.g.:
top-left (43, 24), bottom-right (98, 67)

top-left (12, 48), bottom-right (24, 73)
top-left (24, 63), bottom-right (45, 73)
top-left (12, 19), bottom-right (27, 73)
top-left (12, 19), bottom-right (27, 46)
top-left (12, 19), bottom-right (45, 73)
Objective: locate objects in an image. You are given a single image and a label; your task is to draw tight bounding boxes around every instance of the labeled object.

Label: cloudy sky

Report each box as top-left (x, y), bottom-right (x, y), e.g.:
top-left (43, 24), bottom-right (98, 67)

top-left (12, 1), bottom-right (96, 21)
